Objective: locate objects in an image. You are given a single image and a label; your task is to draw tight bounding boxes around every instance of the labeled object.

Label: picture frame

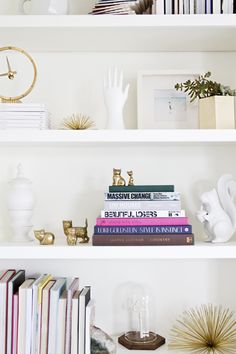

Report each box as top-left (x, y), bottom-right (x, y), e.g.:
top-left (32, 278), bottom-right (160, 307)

top-left (137, 70), bottom-right (200, 129)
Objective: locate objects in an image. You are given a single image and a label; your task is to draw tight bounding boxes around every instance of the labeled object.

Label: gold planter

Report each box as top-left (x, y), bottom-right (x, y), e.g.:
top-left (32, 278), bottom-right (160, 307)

top-left (199, 96), bottom-right (235, 129)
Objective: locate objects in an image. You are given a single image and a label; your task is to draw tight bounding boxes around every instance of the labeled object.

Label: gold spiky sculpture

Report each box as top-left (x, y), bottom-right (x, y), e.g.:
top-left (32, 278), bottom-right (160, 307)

top-left (62, 113), bottom-right (95, 130)
top-left (169, 304), bottom-right (236, 354)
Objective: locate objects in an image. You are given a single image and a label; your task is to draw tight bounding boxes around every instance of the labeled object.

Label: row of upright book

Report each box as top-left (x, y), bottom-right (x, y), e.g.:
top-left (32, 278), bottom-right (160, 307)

top-left (0, 269), bottom-right (93, 354)
top-left (153, 0), bottom-right (236, 14)
top-left (92, 184), bottom-right (194, 246)
top-left (0, 103), bottom-right (50, 130)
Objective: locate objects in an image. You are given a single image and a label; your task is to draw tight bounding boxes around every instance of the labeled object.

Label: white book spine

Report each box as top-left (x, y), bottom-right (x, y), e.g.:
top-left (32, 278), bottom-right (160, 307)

top-left (25, 289), bottom-right (33, 354)
top-left (101, 209), bottom-right (185, 218)
top-left (12, 294), bottom-right (18, 354)
top-left (104, 200), bottom-right (181, 211)
top-left (189, 0), bottom-right (194, 13)
top-left (85, 300), bottom-right (95, 354)
top-left (64, 278), bottom-right (79, 354)
top-left (213, 0), bottom-right (221, 13)
top-left (165, 0), bottom-right (172, 13)
top-left (71, 294), bottom-right (79, 354)
top-left (57, 294), bottom-right (67, 354)
top-left (48, 280), bottom-right (66, 354)
top-left (0, 283), bottom-right (6, 354)
top-left (7, 283), bottom-right (13, 354)
top-left (156, 0), bottom-right (164, 13)
top-left (18, 290), bottom-right (26, 354)
top-left (78, 295), bottom-right (86, 354)
top-left (179, 0), bottom-right (184, 13)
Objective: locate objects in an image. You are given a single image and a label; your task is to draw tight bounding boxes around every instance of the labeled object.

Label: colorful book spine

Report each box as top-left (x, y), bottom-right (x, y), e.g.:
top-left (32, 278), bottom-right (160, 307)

top-left (108, 185), bottom-right (174, 193)
top-left (107, 191), bottom-right (180, 201)
top-left (94, 224), bottom-right (192, 235)
top-left (92, 233), bottom-right (194, 246)
top-left (105, 192), bottom-right (180, 201)
top-left (104, 200), bottom-right (181, 210)
top-left (100, 210), bottom-right (185, 218)
top-left (96, 217), bottom-right (188, 226)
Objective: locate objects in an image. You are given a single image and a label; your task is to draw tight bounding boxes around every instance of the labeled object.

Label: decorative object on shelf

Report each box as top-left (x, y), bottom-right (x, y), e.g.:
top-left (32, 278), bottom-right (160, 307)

top-left (0, 46), bottom-right (37, 103)
top-left (34, 229), bottom-right (55, 245)
top-left (196, 174), bottom-right (236, 243)
top-left (118, 286), bottom-right (165, 350)
top-left (137, 70), bottom-right (199, 129)
top-left (7, 164), bottom-right (35, 242)
top-left (62, 113), bottom-right (95, 130)
top-left (131, 0), bottom-right (153, 14)
top-left (127, 170), bottom-right (134, 186)
top-left (169, 304), bottom-right (236, 353)
top-left (91, 325), bottom-right (116, 354)
top-left (90, 0), bottom-right (153, 15)
top-left (63, 219), bottom-right (89, 244)
top-left (18, 0), bottom-right (68, 15)
top-left (175, 72), bottom-right (236, 129)
top-left (0, 103), bottom-right (49, 130)
top-left (112, 168), bottom-right (126, 186)
top-left (104, 67), bottom-right (129, 129)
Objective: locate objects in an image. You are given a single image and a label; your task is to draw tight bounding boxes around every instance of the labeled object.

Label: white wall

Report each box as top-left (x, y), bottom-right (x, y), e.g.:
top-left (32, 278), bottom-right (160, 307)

top-left (0, 0), bottom-right (96, 14)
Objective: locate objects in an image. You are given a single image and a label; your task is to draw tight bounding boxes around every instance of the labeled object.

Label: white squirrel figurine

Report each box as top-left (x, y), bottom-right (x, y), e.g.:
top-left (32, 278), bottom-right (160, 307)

top-left (196, 174), bottom-right (236, 243)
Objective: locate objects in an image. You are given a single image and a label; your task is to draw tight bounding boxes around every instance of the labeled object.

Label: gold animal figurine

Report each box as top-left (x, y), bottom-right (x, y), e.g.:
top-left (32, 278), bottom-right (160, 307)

top-left (112, 168), bottom-right (126, 186)
top-left (127, 170), bottom-right (134, 186)
top-left (34, 229), bottom-right (55, 245)
top-left (63, 219), bottom-right (89, 245)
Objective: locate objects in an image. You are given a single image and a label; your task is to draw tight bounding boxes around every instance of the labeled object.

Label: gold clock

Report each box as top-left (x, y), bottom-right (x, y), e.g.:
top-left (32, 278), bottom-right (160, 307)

top-left (0, 46), bottom-right (37, 103)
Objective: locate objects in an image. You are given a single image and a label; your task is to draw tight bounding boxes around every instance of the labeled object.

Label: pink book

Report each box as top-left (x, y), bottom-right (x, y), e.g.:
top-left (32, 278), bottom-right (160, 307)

top-left (96, 217), bottom-right (188, 226)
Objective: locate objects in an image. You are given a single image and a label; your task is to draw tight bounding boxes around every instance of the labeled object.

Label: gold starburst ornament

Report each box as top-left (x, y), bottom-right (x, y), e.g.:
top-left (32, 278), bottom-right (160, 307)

top-left (169, 304), bottom-right (236, 354)
top-left (62, 113), bottom-right (95, 130)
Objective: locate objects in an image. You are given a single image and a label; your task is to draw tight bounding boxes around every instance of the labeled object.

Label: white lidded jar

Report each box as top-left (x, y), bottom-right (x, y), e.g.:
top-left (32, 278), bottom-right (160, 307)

top-left (7, 164), bottom-right (35, 242)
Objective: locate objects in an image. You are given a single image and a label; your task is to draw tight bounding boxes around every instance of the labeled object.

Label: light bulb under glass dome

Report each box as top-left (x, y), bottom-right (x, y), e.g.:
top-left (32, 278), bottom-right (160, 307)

top-left (118, 285), bottom-right (165, 350)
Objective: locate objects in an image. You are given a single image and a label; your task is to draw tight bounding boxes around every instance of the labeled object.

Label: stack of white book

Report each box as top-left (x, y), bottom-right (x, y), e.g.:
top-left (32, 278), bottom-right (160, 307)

top-left (0, 269), bottom-right (94, 354)
top-left (0, 103), bottom-right (50, 130)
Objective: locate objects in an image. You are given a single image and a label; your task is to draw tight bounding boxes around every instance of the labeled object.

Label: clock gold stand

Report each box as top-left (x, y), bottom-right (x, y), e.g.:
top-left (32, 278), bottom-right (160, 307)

top-left (0, 46), bottom-right (37, 103)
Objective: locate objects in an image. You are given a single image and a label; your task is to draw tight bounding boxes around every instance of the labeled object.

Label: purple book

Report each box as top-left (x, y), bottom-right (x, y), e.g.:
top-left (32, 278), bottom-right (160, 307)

top-left (94, 224), bottom-right (192, 235)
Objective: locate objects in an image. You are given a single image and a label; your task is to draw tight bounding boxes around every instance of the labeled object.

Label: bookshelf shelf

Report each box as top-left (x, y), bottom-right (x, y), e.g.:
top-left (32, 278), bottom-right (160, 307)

top-left (1, 14), bottom-right (236, 52)
top-left (0, 129), bottom-right (236, 145)
top-left (1, 241), bottom-right (236, 259)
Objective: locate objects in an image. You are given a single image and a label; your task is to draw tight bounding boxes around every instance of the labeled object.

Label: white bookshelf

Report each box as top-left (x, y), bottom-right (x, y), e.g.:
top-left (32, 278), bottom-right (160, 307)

top-left (0, 241), bottom-right (236, 259)
top-left (1, 7), bottom-right (236, 349)
top-left (0, 14), bottom-right (236, 52)
top-left (0, 129), bottom-right (236, 145)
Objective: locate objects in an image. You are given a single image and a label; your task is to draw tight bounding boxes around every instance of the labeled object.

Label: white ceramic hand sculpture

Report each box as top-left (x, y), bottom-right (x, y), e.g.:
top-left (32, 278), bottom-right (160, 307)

top-left (196, 174), bottom-right (236, 243)
top-left (104, 68), bottom-right (130, 129)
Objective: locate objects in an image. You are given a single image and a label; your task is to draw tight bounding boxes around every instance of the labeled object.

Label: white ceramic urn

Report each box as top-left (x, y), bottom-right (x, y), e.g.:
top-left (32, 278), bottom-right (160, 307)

top-left (7, 164), bottom-right (35, 242)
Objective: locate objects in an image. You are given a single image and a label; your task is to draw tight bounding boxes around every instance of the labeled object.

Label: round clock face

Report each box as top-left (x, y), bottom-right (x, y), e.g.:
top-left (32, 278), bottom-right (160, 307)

top-left (0, 46), bottom-right (37, 102)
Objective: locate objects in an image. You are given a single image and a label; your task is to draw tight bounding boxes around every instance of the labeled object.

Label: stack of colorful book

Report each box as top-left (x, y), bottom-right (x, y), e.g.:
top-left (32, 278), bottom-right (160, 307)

top-left (0, 269), bottom-right (94, 354)
top-left (0, 103), bottom-right (50, 130)
top-left (93, 184), bottom-right (194, 246)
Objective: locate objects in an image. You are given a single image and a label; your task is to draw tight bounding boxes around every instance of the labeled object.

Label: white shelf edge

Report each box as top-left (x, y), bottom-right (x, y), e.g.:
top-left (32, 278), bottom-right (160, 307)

top-left (0, 14), bottom-right (236, 28)
top-left (0, 129), bottom-right (236, 145)
top-left (1, 14), bottom-right (236, 52)
top-left (0, 241), bottom-right (236, 259)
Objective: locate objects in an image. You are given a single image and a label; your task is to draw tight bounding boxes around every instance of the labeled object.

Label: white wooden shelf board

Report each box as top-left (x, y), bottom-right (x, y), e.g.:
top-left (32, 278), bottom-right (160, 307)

top-left (0, 129), bottom-right (236, 145)
top-left (1, 15), bottom-right (236, 52)
top-left (0, 241), bottom-right (236, 259)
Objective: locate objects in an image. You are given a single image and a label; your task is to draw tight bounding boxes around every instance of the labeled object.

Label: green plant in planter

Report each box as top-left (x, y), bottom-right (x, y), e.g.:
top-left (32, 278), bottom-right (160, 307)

top-left (175, 71), bottom-right (236, 101)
